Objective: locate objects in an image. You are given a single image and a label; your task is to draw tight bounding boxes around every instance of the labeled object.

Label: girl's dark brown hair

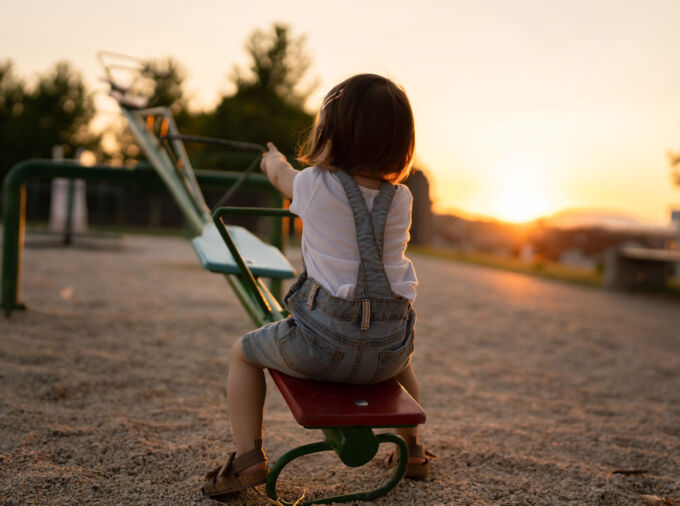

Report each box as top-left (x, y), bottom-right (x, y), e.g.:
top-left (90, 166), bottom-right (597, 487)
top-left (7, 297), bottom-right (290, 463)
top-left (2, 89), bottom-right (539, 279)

top-left (298, 74), bottom-right (415, 183)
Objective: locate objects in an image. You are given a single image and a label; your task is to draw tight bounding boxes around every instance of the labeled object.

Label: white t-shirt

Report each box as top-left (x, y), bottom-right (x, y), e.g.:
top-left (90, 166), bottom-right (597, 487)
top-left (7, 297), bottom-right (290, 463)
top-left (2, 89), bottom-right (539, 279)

top-left (289, 166), bottom-right (417, 301)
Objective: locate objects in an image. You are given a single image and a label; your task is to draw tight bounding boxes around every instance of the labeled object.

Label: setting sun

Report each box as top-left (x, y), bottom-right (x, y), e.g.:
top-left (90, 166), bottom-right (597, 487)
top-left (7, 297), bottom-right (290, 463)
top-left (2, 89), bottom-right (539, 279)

top-left (484, 163), bottom-right (553, 223)
top-left (491, 190), bottom-right (551, 223)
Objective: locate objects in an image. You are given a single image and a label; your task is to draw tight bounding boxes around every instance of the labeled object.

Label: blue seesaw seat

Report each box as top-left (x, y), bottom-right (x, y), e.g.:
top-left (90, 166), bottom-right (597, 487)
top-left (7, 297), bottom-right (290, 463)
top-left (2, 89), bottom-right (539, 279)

top-left (191, 223), bottom-right (295, 279)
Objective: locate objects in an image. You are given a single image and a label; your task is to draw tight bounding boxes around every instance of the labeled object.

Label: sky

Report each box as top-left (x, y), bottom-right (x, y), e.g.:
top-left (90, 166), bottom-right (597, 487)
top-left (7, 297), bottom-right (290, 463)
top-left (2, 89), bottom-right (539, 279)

top-left (2, 0), bottom-right (680, 225)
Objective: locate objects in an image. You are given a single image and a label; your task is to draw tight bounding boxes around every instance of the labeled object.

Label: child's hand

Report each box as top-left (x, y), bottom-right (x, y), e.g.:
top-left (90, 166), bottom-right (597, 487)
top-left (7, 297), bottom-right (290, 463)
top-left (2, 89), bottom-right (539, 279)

top-left (259, 142), bottom-right (296, 199)
top-left (260, 142), bottom-right (287, 177)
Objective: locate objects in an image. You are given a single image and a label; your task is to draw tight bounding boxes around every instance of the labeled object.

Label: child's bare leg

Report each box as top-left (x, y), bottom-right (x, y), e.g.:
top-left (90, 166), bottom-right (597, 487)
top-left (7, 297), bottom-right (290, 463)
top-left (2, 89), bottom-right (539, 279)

top-left (226, 337), bottom-right (267, 472)
top-left (393, 362), bottom-right (425, 463)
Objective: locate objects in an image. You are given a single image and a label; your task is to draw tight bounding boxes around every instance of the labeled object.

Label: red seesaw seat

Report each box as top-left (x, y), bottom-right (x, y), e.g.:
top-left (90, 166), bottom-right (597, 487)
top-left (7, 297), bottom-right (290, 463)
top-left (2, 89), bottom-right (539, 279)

top-left (269, 369), bottom-right (426, 429)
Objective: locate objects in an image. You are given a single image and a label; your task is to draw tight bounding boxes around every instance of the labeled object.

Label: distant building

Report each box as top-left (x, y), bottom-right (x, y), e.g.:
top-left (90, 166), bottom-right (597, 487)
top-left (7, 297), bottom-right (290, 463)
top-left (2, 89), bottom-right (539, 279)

top-left (519, 244), bottom-right (535, 263)
top-left (405, 169), bottom-right (433, 245)
top-left (559, 248), bottom-right (596, 269)
top-left (671, 209), bottom-right (680, 277)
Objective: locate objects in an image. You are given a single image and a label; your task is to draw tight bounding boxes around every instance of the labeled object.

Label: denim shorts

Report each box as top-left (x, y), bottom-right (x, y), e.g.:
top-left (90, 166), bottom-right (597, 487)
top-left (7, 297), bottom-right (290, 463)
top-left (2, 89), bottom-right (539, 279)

top-left (241, 308), bottom-right (416, 384)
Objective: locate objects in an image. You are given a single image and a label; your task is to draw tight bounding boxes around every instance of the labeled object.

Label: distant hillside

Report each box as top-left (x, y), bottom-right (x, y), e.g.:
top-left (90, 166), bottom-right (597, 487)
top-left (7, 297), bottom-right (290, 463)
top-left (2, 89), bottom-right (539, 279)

top-left (544, 208), bottom-right (677, 237)
top-left (433, 209), bottom-right (677, 263)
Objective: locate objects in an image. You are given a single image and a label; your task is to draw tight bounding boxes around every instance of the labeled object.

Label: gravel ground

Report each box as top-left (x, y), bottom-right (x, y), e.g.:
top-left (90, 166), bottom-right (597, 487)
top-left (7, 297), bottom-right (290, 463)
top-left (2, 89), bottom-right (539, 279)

top-left (1, 233), bottom-right (679, 505)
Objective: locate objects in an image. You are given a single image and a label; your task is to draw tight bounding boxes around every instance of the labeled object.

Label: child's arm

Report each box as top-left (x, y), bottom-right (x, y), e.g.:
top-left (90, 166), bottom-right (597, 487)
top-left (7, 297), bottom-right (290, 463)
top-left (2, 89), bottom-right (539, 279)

top-left (260, 142), bottom-right (296, 199)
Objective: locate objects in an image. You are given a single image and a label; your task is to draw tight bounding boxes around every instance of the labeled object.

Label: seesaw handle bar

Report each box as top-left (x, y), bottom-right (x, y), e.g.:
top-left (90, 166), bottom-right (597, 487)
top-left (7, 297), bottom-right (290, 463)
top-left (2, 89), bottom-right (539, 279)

top-left (213, 207), bottom-right (295, 324)
top-left (163, 134), bottom-right (265, 153)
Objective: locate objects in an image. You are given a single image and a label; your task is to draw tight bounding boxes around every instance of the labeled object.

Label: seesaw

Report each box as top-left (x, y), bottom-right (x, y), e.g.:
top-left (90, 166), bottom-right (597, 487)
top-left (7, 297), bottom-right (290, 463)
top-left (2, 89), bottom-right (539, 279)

top-left (1, 52), bottom-right (426, 504)
top-left (213, 207), bottom-right (426, 503)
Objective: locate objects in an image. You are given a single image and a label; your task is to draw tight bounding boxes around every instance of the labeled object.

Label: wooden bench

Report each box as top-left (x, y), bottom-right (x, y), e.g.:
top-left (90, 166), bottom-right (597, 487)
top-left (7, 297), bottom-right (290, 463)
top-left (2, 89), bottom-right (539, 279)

top-left (266, 369), bottom-right (426, 505)
top-left (604, 246), bottom-right (680, 291)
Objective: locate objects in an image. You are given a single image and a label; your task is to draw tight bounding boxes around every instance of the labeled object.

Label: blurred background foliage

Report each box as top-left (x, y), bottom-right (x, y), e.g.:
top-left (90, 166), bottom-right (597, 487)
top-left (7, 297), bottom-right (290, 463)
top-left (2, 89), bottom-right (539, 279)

top-left (0, 60), bottom-right (97, 178)
top-left (0, 23), bottom-right (313, 181)
top-left (0, 22), bottom-right (434, 244)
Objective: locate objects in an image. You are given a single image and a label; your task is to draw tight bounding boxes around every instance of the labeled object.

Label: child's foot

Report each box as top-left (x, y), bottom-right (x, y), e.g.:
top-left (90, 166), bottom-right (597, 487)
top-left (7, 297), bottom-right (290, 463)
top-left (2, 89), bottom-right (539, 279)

top-left (202, 439), bottom-right (268, 500)
top-left (238, 459), bottom-right (267, 475)
top-left (385, 436), bottom-right (435, 480)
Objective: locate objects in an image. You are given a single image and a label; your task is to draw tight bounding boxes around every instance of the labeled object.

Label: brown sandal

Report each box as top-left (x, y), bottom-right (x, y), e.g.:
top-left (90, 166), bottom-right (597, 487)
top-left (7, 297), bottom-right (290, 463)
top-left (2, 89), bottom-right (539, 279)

top-left (384, 436), bottom-right (435, 480)
top-left (202, 439), bottom-right (268, 501)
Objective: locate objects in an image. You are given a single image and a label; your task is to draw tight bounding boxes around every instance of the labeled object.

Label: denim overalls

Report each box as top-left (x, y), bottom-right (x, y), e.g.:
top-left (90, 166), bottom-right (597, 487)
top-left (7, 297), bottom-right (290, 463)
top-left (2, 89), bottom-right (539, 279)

top-left (242, 170), bottom-right (416, 384)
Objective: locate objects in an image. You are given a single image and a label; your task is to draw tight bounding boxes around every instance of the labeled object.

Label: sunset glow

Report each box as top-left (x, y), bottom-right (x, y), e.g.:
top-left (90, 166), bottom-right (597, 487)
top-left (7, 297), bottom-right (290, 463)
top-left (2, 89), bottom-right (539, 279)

top-left (491, 189), bottom-right (551, 224)
top-left (485, 163), bottom-right (553, 223)
top-left (2, 0), bottom-right (680, 224)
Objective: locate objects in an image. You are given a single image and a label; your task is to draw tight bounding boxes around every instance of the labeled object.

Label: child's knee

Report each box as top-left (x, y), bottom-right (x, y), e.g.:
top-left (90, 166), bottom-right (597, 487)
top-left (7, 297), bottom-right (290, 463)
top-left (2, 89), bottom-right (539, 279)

top-left (230, 338), bottom-right (246, 362)
top-left (230, 337), bottom-right (260, 368)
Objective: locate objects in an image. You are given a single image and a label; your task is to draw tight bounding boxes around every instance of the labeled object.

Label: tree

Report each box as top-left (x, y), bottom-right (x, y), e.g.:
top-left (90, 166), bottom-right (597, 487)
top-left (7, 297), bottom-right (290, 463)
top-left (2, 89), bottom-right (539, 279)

top-left (26, 61), bottom-right (97, 158)
top-left (235, 23), bottom-right (316, 107)
top-left (670, 151), bottom-right (680, 186)
top-left (100, 25), bottom-right (316, 170)
top-left (138, 57), bottom-right (189, 121)
top-left (199, 23), bottom-right (316, 162)
top-left (404, 168), bottom-right (434, 245)
top-left (0, 60), bottom-right (96, 180)
top-left (0, 60), bottom-right (24, 131)
top-left (101, 57), bottom-right (189, 166)
top-left (0, 60), bottom-right (27, 178)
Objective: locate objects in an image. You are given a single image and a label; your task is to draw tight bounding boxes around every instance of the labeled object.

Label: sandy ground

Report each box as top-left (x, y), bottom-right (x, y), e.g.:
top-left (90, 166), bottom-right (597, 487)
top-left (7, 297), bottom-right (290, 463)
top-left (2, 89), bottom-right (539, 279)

top-left (1, 233), bottom-right (679, 505)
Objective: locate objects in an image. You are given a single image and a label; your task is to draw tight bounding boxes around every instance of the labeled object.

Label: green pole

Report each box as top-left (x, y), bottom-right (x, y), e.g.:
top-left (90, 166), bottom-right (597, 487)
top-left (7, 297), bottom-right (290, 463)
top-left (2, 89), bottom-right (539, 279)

top-left (212, 207), bottom-right (293, 321)
top-left (64, 179), bottom-right (75, 246)
top-left (1, 179), bottom-right (27, 315)
top-left (269, 192), bottom-right (285, 301)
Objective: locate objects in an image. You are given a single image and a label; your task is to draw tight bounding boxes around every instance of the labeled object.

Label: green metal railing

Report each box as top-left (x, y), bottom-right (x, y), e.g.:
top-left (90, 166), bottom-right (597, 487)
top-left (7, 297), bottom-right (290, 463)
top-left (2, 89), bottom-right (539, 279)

top-left (1, 159), bottom-right (283, 316)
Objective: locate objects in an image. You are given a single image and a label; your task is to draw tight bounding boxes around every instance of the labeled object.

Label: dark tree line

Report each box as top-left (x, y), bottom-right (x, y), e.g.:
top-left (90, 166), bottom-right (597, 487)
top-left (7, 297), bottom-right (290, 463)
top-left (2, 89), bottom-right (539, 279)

top-left (0, 23), bottom-right (314, 181)
top-left (0, 60), bottom-right (97, 178)
top-left (1, 23), bottom-right (434, 244)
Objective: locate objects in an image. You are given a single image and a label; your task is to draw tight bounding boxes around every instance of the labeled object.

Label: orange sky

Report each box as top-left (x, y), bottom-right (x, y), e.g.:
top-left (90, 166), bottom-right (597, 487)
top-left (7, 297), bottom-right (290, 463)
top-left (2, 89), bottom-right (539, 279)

top-left (2, 0), bottom-right (680, 224)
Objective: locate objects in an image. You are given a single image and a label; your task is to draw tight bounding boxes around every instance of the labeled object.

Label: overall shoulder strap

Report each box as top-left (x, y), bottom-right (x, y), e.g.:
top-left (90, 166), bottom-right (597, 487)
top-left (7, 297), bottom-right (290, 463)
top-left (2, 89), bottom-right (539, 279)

top-left (370, 181), bottom-right (397, 258)
top-left (334, 170), bottom-right (394, 300)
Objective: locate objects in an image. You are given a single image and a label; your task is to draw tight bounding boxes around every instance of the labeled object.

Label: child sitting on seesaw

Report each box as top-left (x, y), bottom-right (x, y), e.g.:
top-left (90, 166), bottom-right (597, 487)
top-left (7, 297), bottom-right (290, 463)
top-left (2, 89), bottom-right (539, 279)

top-left (202, 73), bottom-right (430, 500)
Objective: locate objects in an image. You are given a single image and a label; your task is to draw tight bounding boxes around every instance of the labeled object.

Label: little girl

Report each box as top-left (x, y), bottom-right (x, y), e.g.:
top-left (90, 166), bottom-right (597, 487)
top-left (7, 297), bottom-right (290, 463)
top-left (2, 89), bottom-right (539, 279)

top-left (202, 74), bottom-right (430, 500)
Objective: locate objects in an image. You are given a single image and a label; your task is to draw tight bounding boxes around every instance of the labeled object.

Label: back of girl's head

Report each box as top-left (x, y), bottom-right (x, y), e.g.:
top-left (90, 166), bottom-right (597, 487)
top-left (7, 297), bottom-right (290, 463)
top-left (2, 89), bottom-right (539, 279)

top-left (299, 74), bottom-right (415, 183)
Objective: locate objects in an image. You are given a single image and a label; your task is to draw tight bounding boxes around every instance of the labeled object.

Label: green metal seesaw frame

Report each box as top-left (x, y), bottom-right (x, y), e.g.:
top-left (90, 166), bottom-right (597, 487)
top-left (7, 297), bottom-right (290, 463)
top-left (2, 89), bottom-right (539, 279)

top-left (0, 51), bottom-right (425, 504)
